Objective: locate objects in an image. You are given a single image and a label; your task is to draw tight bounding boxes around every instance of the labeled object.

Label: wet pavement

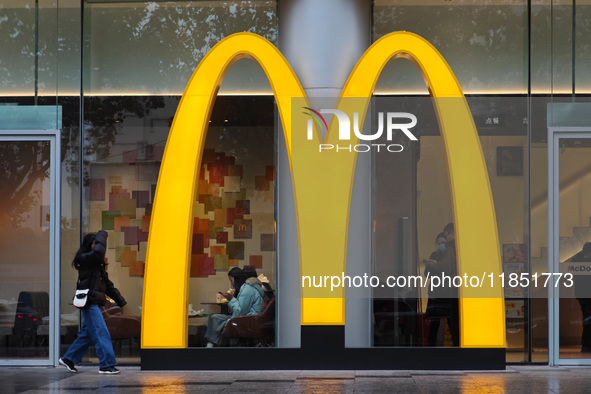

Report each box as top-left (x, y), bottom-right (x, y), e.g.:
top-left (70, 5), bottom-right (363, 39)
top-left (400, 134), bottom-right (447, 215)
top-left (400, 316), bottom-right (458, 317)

top-left (2, 365), bottom-right (591, 393)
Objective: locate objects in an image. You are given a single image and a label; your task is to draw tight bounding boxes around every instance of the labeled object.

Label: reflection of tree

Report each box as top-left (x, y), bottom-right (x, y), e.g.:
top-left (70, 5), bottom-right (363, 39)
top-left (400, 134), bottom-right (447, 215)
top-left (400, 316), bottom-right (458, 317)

top-left (214, 96), bottom-right (274, 161)
top-left (0, 141), bottom-right (49, 227)
top-left (0, 0), bottom-right (278, 228)
top-left (86, 1), bottom-right (277, 91)
top-left (372, 5), bottom-right (525, 88)
top-left (0, 3), bottom-right (51, 92)
top-left (0, 95), bottom-right (166, 228)
top-left (81, 96), bottom-right (166, 184)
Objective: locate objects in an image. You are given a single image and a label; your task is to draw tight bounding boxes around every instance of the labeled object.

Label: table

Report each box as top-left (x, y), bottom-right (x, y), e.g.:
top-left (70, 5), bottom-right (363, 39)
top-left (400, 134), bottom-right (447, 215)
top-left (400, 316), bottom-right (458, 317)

top-left (200, 302), bottom-right (230, 315)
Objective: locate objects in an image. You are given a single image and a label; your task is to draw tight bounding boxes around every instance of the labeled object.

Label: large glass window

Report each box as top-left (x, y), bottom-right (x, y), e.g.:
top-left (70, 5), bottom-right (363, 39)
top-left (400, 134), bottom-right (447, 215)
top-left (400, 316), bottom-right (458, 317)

top-left (81, 0), bottom-right (278, 360)
top-left (373, 0), bottom-right (528, 95)
top-left (83, 0), bottom-right (276, 95)
top-left (0, 0), bottom-right (60, 98)
top-left (186, 97), bottom-right (276, 347)
top-left (0, 139), bottom-right (52, 360)
top-left (372, 0), bottom-right (531, 362)
top-left (0, 0), bottom-right (77, 364)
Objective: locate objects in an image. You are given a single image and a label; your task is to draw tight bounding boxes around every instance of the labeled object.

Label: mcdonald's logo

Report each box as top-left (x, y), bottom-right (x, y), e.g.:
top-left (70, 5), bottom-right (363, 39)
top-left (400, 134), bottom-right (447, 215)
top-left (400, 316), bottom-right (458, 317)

top-left (141, 32), bottom-right (506, 349)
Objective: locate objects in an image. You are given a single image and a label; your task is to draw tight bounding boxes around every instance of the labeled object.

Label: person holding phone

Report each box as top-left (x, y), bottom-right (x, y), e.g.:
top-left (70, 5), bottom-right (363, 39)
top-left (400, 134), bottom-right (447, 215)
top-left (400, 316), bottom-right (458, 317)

top-left (204, 267), bottom-right (264, 347)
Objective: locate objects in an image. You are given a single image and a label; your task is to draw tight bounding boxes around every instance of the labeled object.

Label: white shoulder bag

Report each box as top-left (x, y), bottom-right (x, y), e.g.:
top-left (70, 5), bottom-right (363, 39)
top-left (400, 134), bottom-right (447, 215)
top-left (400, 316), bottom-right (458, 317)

top-left (73, 289), bottom-right (90, 308)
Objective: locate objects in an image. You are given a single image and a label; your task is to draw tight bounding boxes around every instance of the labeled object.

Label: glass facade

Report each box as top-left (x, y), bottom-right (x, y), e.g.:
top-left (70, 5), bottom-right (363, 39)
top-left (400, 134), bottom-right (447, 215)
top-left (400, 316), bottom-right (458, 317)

top-left (0, 139), bottom-right (52, 359)
top-left (1, 0), bottom-right (591, 368)
top-left (372, 1), bottom-right (531, 362)
top-left (80, 0), bottom-right (277, 361)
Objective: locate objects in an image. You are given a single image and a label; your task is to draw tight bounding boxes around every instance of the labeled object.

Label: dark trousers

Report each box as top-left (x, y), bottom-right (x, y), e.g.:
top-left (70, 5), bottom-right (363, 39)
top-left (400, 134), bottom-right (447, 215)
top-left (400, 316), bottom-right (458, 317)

top-left (427, 298), bottom-right (459, 346)
top-left (428, 318), bottom-right (440, 346)
top-left (577, 298), bottom-right (591, 349)
top-left (449, 298), bottom-right (460, 347)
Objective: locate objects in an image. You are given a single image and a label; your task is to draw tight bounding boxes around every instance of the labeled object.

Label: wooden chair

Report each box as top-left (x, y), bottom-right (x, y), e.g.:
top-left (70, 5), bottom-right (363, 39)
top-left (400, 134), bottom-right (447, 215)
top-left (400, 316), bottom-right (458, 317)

top-left (101, 302), bottom-right (141, 355)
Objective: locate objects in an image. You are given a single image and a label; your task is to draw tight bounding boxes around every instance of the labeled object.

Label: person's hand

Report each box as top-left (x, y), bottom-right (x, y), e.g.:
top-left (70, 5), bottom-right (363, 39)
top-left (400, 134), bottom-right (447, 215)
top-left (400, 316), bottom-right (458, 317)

top-left (221, 291), bottom-right (233, 301)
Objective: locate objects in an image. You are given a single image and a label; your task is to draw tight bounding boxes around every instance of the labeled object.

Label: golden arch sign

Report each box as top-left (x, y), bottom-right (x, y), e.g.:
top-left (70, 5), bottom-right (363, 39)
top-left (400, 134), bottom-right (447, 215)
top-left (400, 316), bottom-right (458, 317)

top-left (141, 32), bottom-right (506, 349)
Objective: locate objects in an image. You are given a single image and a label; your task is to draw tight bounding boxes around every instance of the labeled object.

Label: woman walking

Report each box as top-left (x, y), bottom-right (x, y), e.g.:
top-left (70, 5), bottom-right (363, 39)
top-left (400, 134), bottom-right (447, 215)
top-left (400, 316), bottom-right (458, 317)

top-left (59, 230), bottom-right (126, 374)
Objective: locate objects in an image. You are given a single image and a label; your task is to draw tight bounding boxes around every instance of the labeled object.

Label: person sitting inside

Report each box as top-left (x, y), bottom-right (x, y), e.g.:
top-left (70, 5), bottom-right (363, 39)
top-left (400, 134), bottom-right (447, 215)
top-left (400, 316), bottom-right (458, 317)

top-left (260, 279), bottom-right (275, 307)
top-left (204, 267), bottom-right (264, 347)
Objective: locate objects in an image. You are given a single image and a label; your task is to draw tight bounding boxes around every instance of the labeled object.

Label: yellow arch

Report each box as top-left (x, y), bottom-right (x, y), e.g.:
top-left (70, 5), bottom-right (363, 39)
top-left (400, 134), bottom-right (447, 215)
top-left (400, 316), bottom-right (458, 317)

top-left (338, 32), bottom-right (505, 347)
top-left (141, 33), bottom-right (307, 348)
top-left (142, 32), bottom-right (505, 349)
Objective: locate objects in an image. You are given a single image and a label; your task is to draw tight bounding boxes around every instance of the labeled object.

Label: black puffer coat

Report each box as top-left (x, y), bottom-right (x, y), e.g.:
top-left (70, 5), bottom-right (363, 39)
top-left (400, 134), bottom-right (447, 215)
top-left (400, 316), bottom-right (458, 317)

top-left (74, 230), bottom-right (126, 308)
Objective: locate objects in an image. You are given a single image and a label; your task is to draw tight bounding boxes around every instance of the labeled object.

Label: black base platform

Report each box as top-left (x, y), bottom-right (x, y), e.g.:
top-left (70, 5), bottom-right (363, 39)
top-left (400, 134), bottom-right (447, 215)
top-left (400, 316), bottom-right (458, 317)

top-left (141, 326), bottom-right (506, 370)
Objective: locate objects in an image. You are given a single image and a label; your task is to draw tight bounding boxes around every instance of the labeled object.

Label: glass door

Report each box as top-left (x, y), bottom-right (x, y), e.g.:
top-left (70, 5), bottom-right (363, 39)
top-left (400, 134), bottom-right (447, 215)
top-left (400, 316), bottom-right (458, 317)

top-left (549, 130), bottom-right (591, 365)
top-left (0, 132), bottom-right (60, 366)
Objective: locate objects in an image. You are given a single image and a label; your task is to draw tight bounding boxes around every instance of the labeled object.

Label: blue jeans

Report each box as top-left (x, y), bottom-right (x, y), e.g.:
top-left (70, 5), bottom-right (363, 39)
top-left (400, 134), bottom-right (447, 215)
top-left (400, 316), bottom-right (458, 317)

top-left (63, 304), bottom-right (117, 368)
top-left (205, 314), bottom-right (231, 345)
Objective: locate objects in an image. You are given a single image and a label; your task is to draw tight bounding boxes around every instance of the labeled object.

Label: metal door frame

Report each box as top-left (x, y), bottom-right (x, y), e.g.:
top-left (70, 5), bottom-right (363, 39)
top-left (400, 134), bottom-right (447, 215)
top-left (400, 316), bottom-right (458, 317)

top-left (548, 127), bottom-right (591, 366)
top-left (0, 130), bottom-right (61, 366)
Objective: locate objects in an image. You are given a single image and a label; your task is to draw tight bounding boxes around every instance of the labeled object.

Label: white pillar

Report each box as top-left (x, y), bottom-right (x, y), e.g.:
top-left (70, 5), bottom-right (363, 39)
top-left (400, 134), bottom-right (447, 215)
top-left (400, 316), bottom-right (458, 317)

top-left (276, 0), bottom-right (372, 348)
